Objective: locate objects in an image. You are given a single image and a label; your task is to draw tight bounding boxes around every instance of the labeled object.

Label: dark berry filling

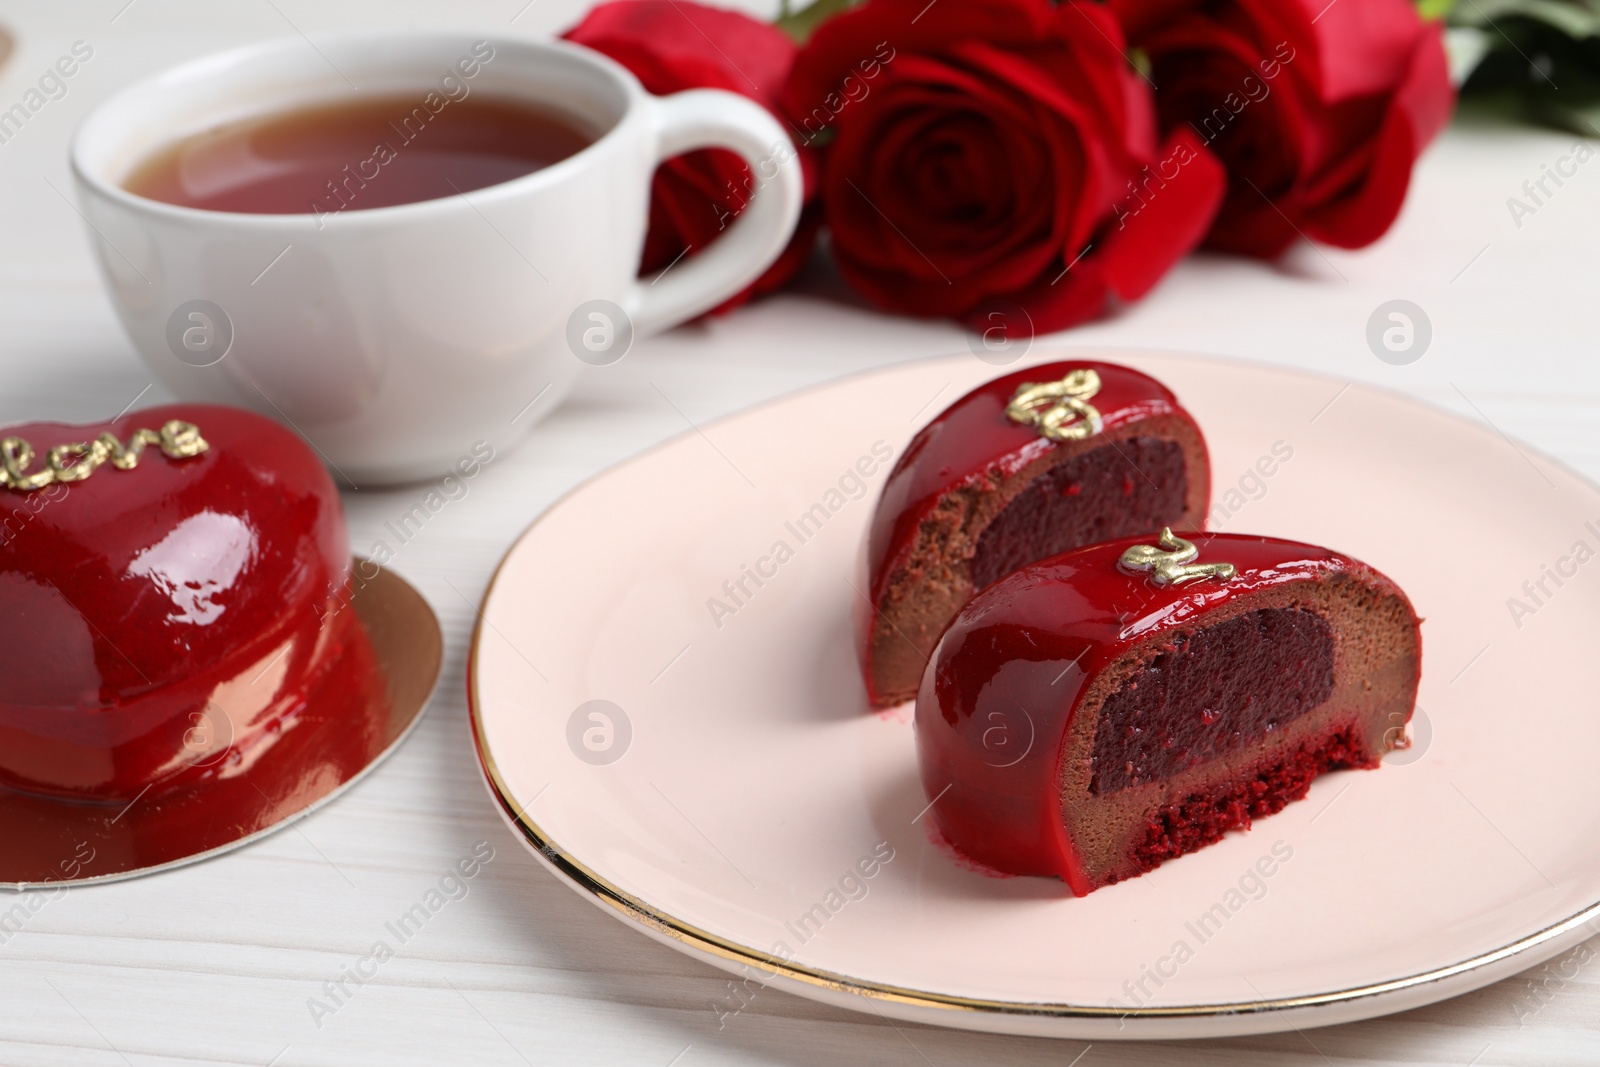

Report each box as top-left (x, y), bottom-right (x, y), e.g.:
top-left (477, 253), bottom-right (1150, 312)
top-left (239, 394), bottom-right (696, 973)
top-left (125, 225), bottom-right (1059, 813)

top-left (969, 438), bottom-right (1187, 591)
top-left (1089, 608), bottom-right (1335, 795)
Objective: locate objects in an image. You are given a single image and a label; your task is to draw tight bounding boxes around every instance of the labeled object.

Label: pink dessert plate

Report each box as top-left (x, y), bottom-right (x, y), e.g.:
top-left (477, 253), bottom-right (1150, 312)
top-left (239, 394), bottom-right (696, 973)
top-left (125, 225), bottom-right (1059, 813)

top-left (469, 350), bottom-right (1600, 1040)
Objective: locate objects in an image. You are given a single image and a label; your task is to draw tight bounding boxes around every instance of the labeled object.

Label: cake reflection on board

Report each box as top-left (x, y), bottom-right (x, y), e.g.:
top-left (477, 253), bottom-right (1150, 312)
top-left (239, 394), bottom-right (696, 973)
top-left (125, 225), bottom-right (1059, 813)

top-left (0, 561), bottom-right (440, 888)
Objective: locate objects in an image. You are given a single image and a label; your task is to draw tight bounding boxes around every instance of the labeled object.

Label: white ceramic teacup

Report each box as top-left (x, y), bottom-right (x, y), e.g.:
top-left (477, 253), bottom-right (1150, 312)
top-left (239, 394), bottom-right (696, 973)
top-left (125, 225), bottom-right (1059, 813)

top-left (71, 30), bottom-right (804, 484)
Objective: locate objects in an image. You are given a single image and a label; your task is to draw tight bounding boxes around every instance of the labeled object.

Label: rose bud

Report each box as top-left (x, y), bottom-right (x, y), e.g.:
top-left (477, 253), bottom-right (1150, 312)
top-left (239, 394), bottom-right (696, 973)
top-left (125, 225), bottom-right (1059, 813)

top-left (1110, 0), bottom-right (1455, 257)
top-left (785, 0), bottom-right (1225, 334)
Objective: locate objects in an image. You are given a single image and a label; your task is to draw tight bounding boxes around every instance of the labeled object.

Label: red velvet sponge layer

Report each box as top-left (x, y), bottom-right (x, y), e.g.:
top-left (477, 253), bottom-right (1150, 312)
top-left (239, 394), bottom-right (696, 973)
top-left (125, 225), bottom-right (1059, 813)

top-left (1127, 725), bottom-right (1370, 878)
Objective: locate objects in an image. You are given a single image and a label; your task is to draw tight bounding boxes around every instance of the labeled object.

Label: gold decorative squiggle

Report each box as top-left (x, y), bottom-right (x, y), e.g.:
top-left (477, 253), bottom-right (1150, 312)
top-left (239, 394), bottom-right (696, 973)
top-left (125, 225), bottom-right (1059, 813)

top-left (1119, 527), bottom-right (1236, 587)
top-left (1005, 368), bottom-right (1103, 442)
top-left (0, 420), bottom-right (209, 492)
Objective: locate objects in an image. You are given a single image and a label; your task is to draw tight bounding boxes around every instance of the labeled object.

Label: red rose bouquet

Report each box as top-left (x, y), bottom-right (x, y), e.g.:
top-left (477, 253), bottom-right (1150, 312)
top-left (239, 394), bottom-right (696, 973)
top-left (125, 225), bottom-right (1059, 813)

top-left (559, 0), bottom-right (1455, 331)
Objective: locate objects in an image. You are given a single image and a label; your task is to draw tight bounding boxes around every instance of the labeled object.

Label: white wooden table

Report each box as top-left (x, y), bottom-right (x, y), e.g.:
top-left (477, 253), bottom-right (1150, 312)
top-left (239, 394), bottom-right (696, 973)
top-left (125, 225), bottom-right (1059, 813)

top-left (2, 2), bottom-right (1598, 1064)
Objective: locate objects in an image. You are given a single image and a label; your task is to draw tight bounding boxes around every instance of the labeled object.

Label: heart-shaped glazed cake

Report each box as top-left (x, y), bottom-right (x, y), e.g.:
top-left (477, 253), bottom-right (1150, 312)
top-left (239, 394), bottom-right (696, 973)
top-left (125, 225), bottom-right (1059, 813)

top-left (0, 403), bottom-right (377, 803)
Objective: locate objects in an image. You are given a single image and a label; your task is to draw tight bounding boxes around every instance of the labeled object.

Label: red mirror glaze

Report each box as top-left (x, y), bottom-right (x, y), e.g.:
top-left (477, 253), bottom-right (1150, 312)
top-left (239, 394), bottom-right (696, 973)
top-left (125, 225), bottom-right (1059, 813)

top-left (0, 404), bottom-right (349, 802)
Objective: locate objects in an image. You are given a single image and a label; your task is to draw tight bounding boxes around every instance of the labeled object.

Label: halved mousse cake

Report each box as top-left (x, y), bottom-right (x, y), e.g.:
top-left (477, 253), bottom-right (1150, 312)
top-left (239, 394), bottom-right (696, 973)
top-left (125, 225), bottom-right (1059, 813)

top-left (860, 361), bottom-right (1210, 706)
top-left (915, 529), bottom-right (1421, 894)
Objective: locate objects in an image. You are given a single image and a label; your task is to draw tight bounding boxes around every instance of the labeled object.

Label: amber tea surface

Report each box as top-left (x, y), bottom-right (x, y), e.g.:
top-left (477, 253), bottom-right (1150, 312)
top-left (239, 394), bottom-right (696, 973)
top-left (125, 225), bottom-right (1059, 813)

top-left (124, 92), bottom-right (594, 215)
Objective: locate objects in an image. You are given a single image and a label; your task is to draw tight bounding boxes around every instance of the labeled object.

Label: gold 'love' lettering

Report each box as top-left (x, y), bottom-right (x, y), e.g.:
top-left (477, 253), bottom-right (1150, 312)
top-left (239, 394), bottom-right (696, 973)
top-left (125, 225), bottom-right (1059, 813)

top-left (1005, 368), bottom-right (1103, 442)
top-left (0, 420), bottom-right (209, 492)
top-left (1119, 527), bottom-right (1237, 587)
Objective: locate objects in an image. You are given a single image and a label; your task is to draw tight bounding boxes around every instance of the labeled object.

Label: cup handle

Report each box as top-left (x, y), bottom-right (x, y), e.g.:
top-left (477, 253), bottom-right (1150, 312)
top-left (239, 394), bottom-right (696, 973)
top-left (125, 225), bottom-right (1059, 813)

top-left (625, 89), bottom-right (805, 336)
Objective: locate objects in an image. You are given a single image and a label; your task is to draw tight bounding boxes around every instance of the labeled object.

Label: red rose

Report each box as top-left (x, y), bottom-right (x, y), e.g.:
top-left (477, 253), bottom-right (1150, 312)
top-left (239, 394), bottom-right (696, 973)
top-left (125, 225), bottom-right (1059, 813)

top-left (1110, 0), bottom-right (1454, 256)
top-left (564, 0), bottom-right (819, 313)
top-left (785, 0), bottom-right (1224, 333)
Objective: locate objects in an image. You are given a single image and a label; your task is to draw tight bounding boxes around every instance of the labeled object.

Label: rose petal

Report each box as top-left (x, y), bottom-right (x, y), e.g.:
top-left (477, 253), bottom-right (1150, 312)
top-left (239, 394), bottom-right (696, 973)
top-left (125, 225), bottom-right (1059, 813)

top-left (785, 0), bottom-right (1057, 130)
top-left (1108, 0), bottom-right (1201, 44)
top-left (1048, 1), bottom-right (1149, 154)
top-left (1124, 0), bottom-right (1451, 257)
top-left (829, 62), bottom-right (1064, 284)
top-left (1303, 22), bottom-right (1452, 248)
top-left (1289, 0), bottom-right (1428, 103)
top-left (963, 256), bottom-right (1112, 334)
top-left (565, 0), bottom-right (796, 107)
top-left (1094, 126), bottom-right (1225, 299)
top-left (949, 38), bottom-right (1127, 213)
top-left (645, 149), bottom-right (749, 272)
